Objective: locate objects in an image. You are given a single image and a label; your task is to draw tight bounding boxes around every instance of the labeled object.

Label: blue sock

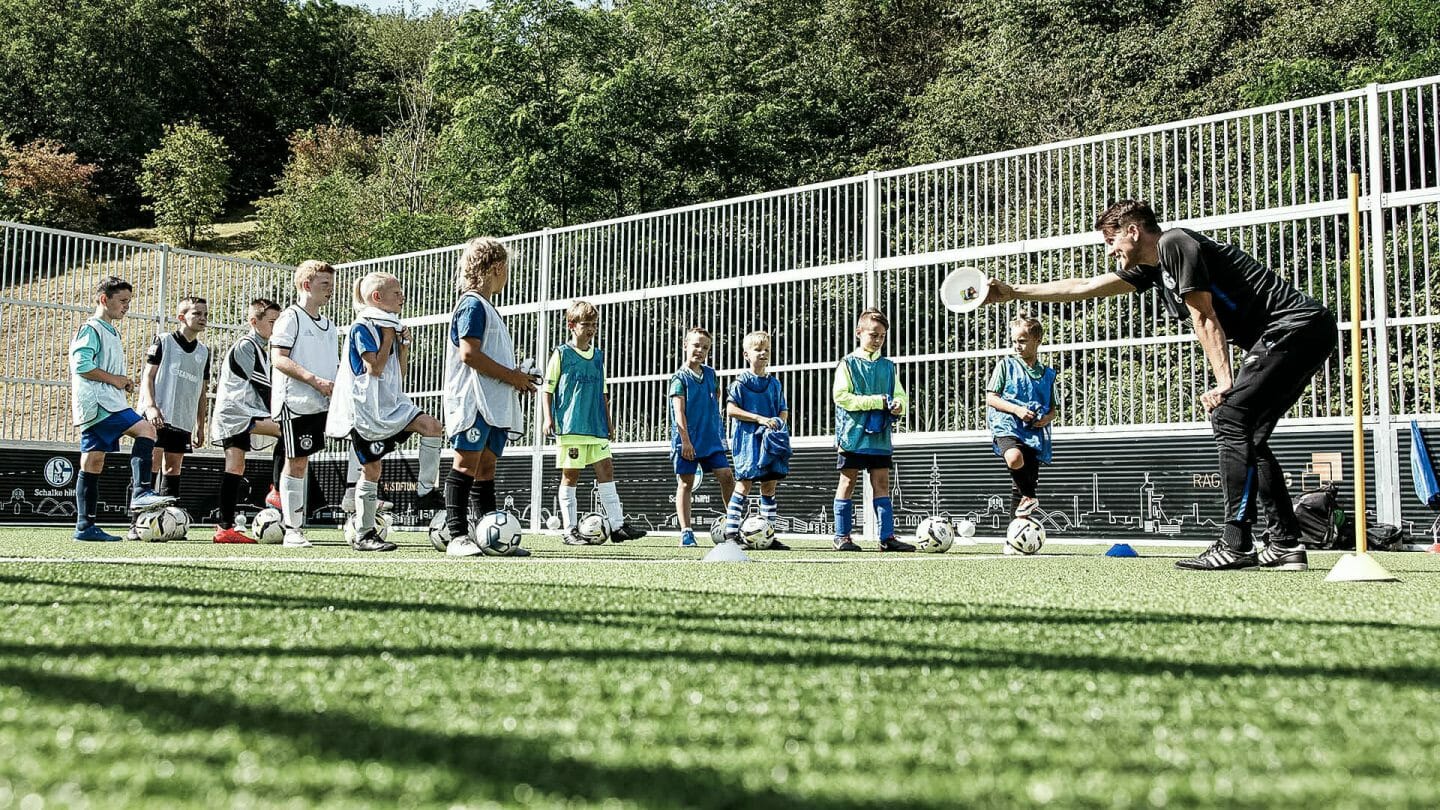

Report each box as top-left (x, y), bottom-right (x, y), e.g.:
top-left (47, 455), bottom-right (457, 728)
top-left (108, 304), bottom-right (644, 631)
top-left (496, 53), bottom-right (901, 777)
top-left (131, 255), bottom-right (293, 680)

top-left (76, 470), bottom-right (99, 530)
top-left (131, 436), bottom-right (156, 499)
top-left (760, 495), bottom-right (778, 527)
top-left (875, 496), bottom-right (894, 540)
top-left (725, 493), bottom-right (745, 535)
top-left (834, 499), bottom-right (853, 536)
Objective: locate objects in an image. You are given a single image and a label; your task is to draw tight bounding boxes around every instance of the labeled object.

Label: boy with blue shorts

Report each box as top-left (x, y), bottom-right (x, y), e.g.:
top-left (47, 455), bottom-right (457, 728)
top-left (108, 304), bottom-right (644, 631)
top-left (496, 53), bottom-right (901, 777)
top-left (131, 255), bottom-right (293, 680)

top-left (832, 308), bottom-right (913, 552)
top-left (985, 312), bottom-right (1058, 518)
top-left (68, 276), bottom-right (176, 541)
top-left (442, 237), bottom-right (537, 557)
top-left (670, 327), bottom-right (735, 547)
top-left (723, 330), bottom-right (791, 550)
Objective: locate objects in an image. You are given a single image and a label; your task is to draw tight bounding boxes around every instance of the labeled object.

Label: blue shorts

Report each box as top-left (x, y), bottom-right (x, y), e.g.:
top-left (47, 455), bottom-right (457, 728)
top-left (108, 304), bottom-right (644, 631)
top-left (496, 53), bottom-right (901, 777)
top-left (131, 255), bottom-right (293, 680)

top-left (450, 415), bottom-right (508, 456)
top-left (672, 448), bottom-right (730, 476)
top-left (79, 409), bottom-right (143, 453)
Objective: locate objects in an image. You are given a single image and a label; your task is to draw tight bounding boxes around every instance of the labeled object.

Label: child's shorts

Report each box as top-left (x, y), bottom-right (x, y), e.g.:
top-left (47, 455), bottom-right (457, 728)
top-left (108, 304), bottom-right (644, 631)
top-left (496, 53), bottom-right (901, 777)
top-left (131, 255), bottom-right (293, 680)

top-left (556, 436), bottom-right (612, 469)
top-left (673, 449), bottom-right (730, 476)
top-left (450, 414), bottom-right (508, 457)
top-left (836, 450), bottom-right (893, 470)
top-left (353, 429), bottom-right (413, 464)
top-left (79, 409), bottom-right (143, 453)
top-left (156, 424), bottom-right (193, 454)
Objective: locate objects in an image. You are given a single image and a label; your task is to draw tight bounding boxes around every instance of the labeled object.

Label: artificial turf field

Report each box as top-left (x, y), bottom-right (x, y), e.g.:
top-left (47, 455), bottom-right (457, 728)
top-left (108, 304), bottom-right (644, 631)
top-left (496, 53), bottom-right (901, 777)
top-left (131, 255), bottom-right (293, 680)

top-left (2, 528), bottom-right (1438, 809)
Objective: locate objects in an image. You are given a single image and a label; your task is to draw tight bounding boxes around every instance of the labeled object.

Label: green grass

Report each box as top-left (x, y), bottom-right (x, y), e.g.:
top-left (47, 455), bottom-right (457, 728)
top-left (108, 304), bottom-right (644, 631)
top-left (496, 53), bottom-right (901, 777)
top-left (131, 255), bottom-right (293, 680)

top-left (2, 529), bottom-right (1438, 808)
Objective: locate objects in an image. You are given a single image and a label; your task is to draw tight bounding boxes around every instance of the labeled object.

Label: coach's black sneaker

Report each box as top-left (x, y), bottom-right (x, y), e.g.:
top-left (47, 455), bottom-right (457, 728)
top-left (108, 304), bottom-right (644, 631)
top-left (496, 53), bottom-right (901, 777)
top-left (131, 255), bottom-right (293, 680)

top-left (833, 535), bottom-right (862, 552)
top-left (611, 522), bottom-right (647, 542)
top-left (879, 536), bottom-right (917, 552)
top-left (1257, 541), bottom-right (1309, 571)
top-left (507, 546), bottom-right (533, 558)
top-left (414, 488), bottom-right (445, 511)
top-left (351, 530), bottom-right (396, 552)
top-left (1175, 541), bottom-right (1258, 571)
top-left (767, 538), bottom-right (791, 551)
top-left (563, 529), bottom-right (588, 546)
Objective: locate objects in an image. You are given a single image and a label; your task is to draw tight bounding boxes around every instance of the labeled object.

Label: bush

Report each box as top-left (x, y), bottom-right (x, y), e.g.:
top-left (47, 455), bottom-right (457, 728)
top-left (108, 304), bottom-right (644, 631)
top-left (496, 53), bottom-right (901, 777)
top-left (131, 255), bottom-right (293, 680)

top-left (0, 138), bottom-right (105, 230)
top-left (138, 123), bottom-right (231, 248)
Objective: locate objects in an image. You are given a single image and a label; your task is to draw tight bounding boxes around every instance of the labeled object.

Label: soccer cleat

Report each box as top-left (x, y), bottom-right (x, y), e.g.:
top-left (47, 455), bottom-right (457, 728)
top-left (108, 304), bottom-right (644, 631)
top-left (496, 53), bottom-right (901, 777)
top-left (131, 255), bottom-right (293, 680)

top-left (213, 527), bottom-right (256, 544)
top-left (879, 536), bottom-right (917, 552)
top-left (265, 485), bottom-right (282, 510)
top-left (680, 530), bottom-right (697, 548)
top-left (767, 538), bottom-right (791, 551)
top-left (1174, 541), bottom-right (1258, 571)
top-left (447, 535), bottom-right (483, 557)
top-left (414, 488), bottom-right (446, 511)
top-left (125, 524), bottom-right (142, 541)
top-left (130, 491), bottom-right (177, 512)
top-left (1257, 542), bottom-right (1309, 571)
top-left (351, 529), bottom-right (395, 552)
top-left (562, 529), bottom-right (589, 546)
top-left (74, 526), bottom-right (122, 542)
top-left (1015, 497), bottom-right (1040, 517)
top-left (723, 531), bottom-right (742, 545)
top-left (506, 546), bottom-right (532, 558)
top-left (281, 529), bottom-right (312, 549)
top-left (833, 535), bottom-right (863, 552)
top-left (610, 522), bottom-right (647, 543)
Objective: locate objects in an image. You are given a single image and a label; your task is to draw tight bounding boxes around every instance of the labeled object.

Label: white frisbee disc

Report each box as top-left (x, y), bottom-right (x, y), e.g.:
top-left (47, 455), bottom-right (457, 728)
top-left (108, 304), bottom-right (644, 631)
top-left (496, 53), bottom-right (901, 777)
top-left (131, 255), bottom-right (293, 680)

top-left (940, 266), bottom-right (990, 314)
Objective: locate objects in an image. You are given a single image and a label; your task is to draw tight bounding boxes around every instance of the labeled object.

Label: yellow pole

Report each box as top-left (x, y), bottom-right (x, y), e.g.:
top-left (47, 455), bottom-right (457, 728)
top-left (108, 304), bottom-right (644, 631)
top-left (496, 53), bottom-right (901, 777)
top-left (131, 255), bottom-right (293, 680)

top-left (1349, 172), bottom-right (1368, 555)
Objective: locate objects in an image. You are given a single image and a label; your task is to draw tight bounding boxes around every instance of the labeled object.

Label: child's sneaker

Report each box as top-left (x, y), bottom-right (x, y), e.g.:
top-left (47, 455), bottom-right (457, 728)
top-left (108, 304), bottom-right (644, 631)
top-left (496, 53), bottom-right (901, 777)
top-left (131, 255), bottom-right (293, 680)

top-left (767, 538), bottom-right (791, 551)
top-left (878, 536), bottom-right (917, 552)
top-left (447, 535), bottom-right (483, 557)
top-left (351, 529), bottom-right (396, 552)
top-left (1015, 497), bottom-right (1040, 517)
top-left (723, 531), bottom-right (742, 546)
top-left (563, 529), bottom-right (588, 546)
top-left (130, 491), bottom-right (176, 512)
top-left (833, 535), bottom-right (862, 552)
top-left (680, 529), bottom-right (697, 548)
top-left (213, 527), bottom-right (256, 544)
top-left (125, 523), bottom-right (143, 541)
top-left (611, 522), bottom-right (647, 542)
top-left (73, 526), bottom-right (122, 542)
top-left (265, 486), bottom-right (282, 510)
top-left (281, 529), bottom-right (312, 548)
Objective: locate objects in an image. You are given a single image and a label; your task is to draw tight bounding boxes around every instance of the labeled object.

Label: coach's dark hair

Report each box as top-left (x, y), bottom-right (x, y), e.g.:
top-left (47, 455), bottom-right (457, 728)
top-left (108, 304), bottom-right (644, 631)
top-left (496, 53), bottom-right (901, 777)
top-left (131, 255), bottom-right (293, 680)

top-left (95, 276), bottom-right (132, 298)
top-left (856, 308), bottom-right (889, 329)
top-left (1010, 310), bottom-right (1043, 340)
top-left (1094, 199), bottom-right (1162, 235)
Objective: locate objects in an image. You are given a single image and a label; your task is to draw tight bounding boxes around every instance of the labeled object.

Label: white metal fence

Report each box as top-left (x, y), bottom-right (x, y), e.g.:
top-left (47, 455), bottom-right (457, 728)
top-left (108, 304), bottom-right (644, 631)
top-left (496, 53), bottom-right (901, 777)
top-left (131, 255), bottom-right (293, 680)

top-left (4, 77), bottom-right (1438, 524)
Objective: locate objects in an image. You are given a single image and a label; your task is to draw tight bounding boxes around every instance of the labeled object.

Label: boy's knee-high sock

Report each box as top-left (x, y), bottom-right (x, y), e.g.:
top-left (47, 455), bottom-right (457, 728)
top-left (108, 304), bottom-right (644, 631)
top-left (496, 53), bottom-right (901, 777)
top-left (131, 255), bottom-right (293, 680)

top-left (219, 473), bottom-right (243, 529)
top-left (725, 492), bottom-right (746, 535)
top-left (76, 470), bottom-right (99, 531)
top-left (597, 481), bottom-right (624, 528)
top-left (469, 478), bottom-right (497, 518)
top-left (874, 496), bottom-right (895, 540)
top-left (130, 436), bottom-right (156, 499)
top-left (280, 473), bottom-right (306, 529)
top-left (356, 479), bottom-right (379, 533)
top-left (157, 473), bottom-right (182, 498)
top-left (558, 484), bottom-right (578, 529)
top-left (417, 436), bottom-right (442, 496)
top-left (834, 499), bottom-right (854, 536)
top-left (271, 443), bottom-right (285, 491)
top-left (444, 468), bottom-right (475, 538)
top-left (760, 495), bottom-right (778, 527)
top-left (1021, 458), bottom-right (1040, 499)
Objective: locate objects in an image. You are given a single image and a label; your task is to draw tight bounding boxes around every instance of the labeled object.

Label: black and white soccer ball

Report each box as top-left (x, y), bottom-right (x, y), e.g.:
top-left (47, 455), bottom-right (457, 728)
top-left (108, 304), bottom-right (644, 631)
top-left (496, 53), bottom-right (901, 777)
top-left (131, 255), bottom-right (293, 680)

top-left (577, 512), bottom-right (611, 545)
top-left (135, 507), bottom-right (178, 542)
top-left (427, 511), bottom-right (452, 552)
top-left (915, 516), bottom-right (954, 553)
top-left (710, 518), bottom-right (727, 546)
top-left (253, 507), bottom-right (285, 544)
top-left (739, 515), bottom-right (774, 549)
top-left (474, 510), bottom-right (524, 556)
top-left (344, 512), bottom-right (391, 544)
top-left (161, 506), bottom-right (190, 541)
top-left (1005, 517), bottom-right (1046, 555)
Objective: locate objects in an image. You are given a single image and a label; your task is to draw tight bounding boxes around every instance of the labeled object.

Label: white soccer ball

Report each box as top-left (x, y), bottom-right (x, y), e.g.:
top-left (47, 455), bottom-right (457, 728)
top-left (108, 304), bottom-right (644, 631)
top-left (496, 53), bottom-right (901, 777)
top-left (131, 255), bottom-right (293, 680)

top-left (710, 518), bottom-right (727, 546)
top-left (1005, 517), bottom-right (1046, 555)
top-left (161, 506), bottom-right (190, 541)
top-left (577, 512), bottom-right (611, 545)
top-left (135, 508), bottom-right (176, 542)
top-left (253, 507), bottom-right (285, 544)
top-left (427, 511), bottom-right (452, 552)
top-left (344, 512), bottom-right (392, 544)
top-left (474, 510), bottom-right (524, 556)
top-left (953, 518), bottom-right (977, 545)
top-left (544, 514), bottom-right (562, 530)
top-left (915, 516), bottom-right (954, 553)
top-left (740, 515), bottom-right (774, 549)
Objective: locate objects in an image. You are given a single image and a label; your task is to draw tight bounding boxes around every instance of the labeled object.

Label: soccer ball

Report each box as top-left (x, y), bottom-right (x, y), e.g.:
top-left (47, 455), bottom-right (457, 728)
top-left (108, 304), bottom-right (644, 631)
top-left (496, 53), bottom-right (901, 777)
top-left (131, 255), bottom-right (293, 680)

top-left (160, 506), bottom-right (190, 541)
top-left (953, 518), bottom-right (977, 545)
top-left (915, 516), bottom-right (954, 553)
top-left (739, 515), bottom-right (774, 549)
top-left (344, 512), bottom-right (392, 544)
top-left (135, 507), bottom-right (177, 542)
top-left (577, 512), bottom-right (611, 544)
top-left (427, 511), bottom-right (452, 552)
top-left (710, 518), bottom-right (727, 546)
top-left (544, 514), bottom-right (562, 530)
top-left (1005, 517), bottom-right (1046, 555)
top-left (474, 510), bottom-right (523, 556)
top-left (253, 507), bottom-right (285, 544)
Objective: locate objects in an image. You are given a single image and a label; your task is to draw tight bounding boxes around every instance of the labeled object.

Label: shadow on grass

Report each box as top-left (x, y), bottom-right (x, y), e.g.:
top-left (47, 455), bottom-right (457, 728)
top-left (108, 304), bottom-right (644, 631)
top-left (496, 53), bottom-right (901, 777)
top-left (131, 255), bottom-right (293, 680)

top-left (0, 664), bottom-right (924, 809)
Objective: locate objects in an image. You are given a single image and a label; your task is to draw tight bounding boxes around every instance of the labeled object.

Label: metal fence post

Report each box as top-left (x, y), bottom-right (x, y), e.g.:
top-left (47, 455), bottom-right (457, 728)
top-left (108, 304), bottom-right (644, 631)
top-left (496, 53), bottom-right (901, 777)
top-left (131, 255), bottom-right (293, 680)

top-left (156, 243), bottom-right (170, 336)
top-left (1365, 83), bottom-right (1401, 523)
top-left (861, 171), bottom-right (878, 538)
top-left (529, 229), bottom-right (553, 531)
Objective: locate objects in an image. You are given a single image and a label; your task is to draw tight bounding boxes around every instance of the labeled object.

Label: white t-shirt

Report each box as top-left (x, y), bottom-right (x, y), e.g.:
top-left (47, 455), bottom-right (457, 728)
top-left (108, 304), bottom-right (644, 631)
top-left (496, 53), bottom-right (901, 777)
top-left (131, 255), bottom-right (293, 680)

top-left (269, 304), bottom-right (337, 417)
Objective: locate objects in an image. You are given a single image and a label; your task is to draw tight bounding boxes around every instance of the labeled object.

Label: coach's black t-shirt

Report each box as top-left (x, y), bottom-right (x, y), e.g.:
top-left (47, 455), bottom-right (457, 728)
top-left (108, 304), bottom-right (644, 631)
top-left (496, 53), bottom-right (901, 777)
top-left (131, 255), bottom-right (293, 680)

top-left (1115, 228), bottom-right (1328, 348)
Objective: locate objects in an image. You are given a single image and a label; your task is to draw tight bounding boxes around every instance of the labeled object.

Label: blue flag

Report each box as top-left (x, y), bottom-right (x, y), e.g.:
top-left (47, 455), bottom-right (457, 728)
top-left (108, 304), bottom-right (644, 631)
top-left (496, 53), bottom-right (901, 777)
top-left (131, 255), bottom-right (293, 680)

top-left (1410, 420), bottom-right (1440, 508)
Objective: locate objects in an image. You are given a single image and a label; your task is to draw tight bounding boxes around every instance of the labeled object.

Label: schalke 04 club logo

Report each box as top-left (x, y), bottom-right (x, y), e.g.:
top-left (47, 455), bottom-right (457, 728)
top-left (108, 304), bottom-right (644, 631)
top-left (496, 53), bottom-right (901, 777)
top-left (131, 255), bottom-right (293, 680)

top-left (44, 457), bottom-right (75, 487)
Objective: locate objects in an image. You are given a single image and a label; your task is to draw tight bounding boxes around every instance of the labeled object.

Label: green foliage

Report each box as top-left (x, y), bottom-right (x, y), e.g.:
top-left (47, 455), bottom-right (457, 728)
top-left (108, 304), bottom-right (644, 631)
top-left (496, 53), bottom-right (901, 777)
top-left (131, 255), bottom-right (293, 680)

top-left (0, 137), bottom-right (105, 230)
top-left (138, 122), bottom-right (231, 248)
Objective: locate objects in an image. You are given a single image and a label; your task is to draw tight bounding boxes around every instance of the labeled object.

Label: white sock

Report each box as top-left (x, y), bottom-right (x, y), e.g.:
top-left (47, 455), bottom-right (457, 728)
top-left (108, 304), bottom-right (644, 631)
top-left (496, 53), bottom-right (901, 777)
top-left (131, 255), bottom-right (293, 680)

top-left (598, 481), bottom-right (624, 528)
top-left (761, 495), bottom-right (778, 527)
top-left (559, 484), bottom-right (578, 529)
top-left (356, 479), bottom-right (378, 532)
top-left (417, 435), bottom-right (442, 495)
top-left (280, 473), bottom-right (306, 529)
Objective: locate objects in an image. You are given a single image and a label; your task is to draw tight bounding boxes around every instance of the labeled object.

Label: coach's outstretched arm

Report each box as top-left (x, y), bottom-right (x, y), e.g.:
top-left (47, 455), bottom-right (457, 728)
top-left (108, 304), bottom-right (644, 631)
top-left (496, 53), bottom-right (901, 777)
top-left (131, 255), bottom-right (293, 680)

top-left (985, 273), bottom-right (1136, 304)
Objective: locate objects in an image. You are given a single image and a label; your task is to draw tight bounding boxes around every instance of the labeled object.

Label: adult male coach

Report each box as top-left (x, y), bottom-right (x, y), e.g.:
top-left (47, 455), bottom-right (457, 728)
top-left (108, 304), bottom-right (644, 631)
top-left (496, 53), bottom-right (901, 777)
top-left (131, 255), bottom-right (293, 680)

top-left (985, 199), bottom-right (1337, 571)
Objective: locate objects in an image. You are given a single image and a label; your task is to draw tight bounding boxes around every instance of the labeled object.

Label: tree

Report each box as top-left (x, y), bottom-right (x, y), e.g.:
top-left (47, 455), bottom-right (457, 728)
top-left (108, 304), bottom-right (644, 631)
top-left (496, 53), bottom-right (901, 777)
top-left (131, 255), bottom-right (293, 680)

top-left (138, 122), bottom-right (231, 247)
top-left (0, 138), bottom-right (105, 230)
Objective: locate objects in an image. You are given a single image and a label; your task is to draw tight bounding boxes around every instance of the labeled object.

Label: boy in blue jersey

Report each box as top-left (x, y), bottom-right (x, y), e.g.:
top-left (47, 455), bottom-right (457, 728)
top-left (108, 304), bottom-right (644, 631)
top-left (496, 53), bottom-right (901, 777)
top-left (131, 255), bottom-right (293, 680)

top-left (832, 308), bottom-right (913, 552)
top-left (68, 276), bottom-right (176, 541)
top-left (543, 300), bottom-right (647, 544)
top-left (985, 312), bottom-right (1059, 518)
top-left (670, 327), bottom-right (735, 547)
top-left (723, 330), bottom-right (791, 550)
